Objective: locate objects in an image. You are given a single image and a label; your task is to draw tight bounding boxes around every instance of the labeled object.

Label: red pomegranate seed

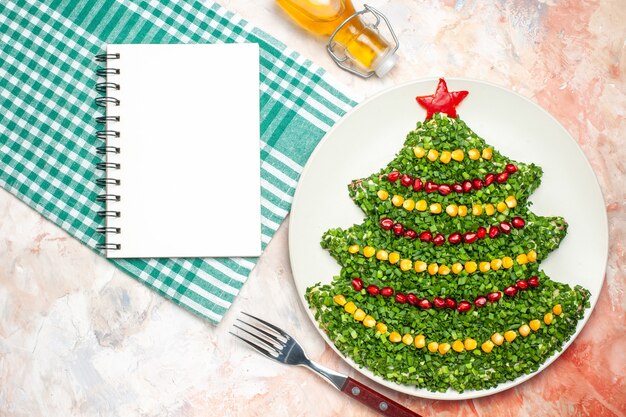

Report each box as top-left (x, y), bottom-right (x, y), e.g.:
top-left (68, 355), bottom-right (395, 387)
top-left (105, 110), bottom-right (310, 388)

top-left (512, 217), bottom-right (525, 229)
top-left (488, 225), bottom-right (500, 239)
top-left (392, 223), bottom-right (404, 236)
top-left (424, 181), bottom-right (439, 193)
top-left (516, 280), bottom-right (529, 290)
top-left (505, 163), bottom-right (518, 174)
top-left (462, 180), bottom-right (473, 193)
top-left (351, 277), bottom-right (363, 291)
top-left (438, 184), bottom-right (452, 196)
top-left (485, 173), bottom-right (495, 186)
top-left (472, 178), bottom-right (484, 190)
top-left (406, 293), bottom-right (418, 305)
top-left (433, 297), bottom-right (446, 309)
top-left (477, 227), bottom-right (487, 239)
top-left (457, 301), bottom-right (472, 313)
top-left (449, 183), bottom-right (461, 193)
top-left (504, 286), bottom-right (518, 297)
top-left (387, 171), bottom-right (400, 182)
top-left (419, 231), bottom-right (433, 242)
top-left (395, 293), bottom-right (407, 304)
top-left (412, 178), bottom-right (423, 192)
top-left (432, 234), bottom-right (445, 246)
top-left (528, 276), bottom-right (540, 288)
top-left (404, 229), bottom-right (417, 240)
top-left (463, 232), bottom-right (478, 244)
top-left (379, 217), bottom-right (394, 230)
top-left (487, 291), bottom-right (502, 302)
top-left (500, 222), bottom-right (512, 234)
top-left (400, 174), bottom-right (413, 187)
top-left (474, 296), bottom-right (487, 308)
top-left (445, 298), bottom-right (457, 309)
top-left (448, 232), bottom-right (462, 245)
top-left (418, 298), bottom-right (432, 309)
top-left (380, 287), bottom-right (394, 297)
top-left (496, 172), bottom-right (509, 183)
top-left (367, 285), bottom-right (380, 296)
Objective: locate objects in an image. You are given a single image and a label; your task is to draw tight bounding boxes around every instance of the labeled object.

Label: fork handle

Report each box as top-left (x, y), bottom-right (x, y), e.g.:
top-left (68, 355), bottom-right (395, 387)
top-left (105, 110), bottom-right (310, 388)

top-left (341, 377), bottom-right (422, 417)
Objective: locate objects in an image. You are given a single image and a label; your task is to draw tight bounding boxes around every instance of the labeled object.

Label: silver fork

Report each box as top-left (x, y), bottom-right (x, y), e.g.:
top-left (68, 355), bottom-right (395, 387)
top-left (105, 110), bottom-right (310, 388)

top-left (231, 312), bottom-right (422, 417)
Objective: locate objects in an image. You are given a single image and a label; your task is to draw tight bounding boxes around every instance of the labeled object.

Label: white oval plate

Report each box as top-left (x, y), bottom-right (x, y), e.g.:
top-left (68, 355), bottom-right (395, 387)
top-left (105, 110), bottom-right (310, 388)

top-left (289, 78), bottom-right (608, 400)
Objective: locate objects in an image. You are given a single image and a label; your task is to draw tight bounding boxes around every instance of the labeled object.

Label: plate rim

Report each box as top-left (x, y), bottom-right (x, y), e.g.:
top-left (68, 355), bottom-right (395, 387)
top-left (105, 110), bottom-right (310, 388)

top-left (288, 76), bottom-right (608, 400)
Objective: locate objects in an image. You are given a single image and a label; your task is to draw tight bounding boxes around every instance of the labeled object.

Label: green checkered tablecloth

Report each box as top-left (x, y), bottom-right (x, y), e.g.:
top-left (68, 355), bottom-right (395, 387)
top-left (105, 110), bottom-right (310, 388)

top-left (0, 0), bottom-right (356, 324)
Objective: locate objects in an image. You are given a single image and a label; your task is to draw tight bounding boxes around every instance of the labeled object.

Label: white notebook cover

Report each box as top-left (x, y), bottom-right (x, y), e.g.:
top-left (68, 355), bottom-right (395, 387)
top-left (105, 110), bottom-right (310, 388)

top-left (103, 43), bottom-right (261, 259)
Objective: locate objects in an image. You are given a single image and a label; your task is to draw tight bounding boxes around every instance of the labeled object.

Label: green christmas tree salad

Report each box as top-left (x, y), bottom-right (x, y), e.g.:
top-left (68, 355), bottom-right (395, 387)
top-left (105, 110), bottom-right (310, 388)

top-left (306, 79), bottom-right (590, 393)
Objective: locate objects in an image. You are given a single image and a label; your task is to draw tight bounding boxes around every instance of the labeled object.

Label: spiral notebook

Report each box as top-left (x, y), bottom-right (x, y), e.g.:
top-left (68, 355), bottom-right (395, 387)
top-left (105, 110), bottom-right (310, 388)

top-left (96, 43), bottom-right (261, 259)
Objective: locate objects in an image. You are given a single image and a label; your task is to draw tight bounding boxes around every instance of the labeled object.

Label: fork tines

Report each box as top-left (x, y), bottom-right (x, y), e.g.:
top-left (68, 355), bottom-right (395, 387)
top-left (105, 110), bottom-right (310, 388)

top-left (230, 312), bottom-right (290, 360)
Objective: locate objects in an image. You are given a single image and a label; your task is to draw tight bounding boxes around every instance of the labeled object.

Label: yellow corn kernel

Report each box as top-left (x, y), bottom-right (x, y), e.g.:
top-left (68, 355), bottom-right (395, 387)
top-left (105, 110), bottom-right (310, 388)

top-left (491, 332), bottom-right (504, 346)
top-left (504, 330), bottom-right (517, 343)
top-left (388, 252), bottom-right (400, 264)
top-left (416, 199), bottom-right (428, 211)
top-left (438, 343), bottom-right (451, 355)
top-left (482, 148), bottom-right (493, 160)
top-left (519, 324), bottom-right (531, 337)
top-left (452, 340), bottom-right (465, 352)
top-left (440, 151), bottom-right (452, 164)
top-left (472, 204), bottom-right (483, 216)
top-left (479, 262), bottom-right (491, 273)
top-left (438, 265), bottom-right (451, 276)
top-left (451, 149), bottom-right (464, 161)
top-left (333, 294), bottom-right (347, 306)
top-left (348, 244), bottom-right (360, 254)
top-left (363, 246), bottom-right (375, 258)
top-left (451, 263), bottom-right (464, 274)
top-left (414, 334), bottom-right (426, 349)
top-left (544, 312), bottom-right (554, 325)
top-left (484, 204), bottom-right (495, 216)
top-left (402, 333), bottom-right (414, 345)
top-left (403, 199), bottom-right (415, 211)
top-left (376, 322), bottom-right (388, 334)
top-left (502, 256), bottom-right (514, 269)
top-left (497, 201), bottom-right (508, 213)
top-left (446, 204), bottom-right (459, 217)
top-left (376, 250), bottom-right (389, 261)
top-left (427, 341), bottom-right (439, 353)
top-left (464, 338), bottom-right (477, 351)
top-left (464, 261), bottom-right (478, 274)
top-left (490, 258), bottom-right (502, 271)
top-left (353, 309), bottom-right (366, 321)
top-left (430, 203), bottom-right (442, 214)
top-left (391, 195), bottom-right (404, 207)
top-left (529, 319), bottom-right (541, 331)
top-left (481, 340), bottom-right (495, 353)
top-left (363, 315), bottom-right (376, 328)
top-left (468, 148), bottom-right (480, 160)
top-left (399, 259), bottom-right (413, 272)
top-left (427, 149), bottom-right (439, 161)
top-left (458, 205), bottom-right (468, 217)
top-left (413, 146), bottom-right (426, 158)
top-left (344, 302), bottom-right (357, 314)
top-left (517, 253), bottom-right (529, 265)
top-left (428, 263), bottom-right (439, 275)
top-left (377, 190), bottom-right (389, 201)
top-left (553, 304), bottom-right (563, 316)
top-left (505, 195), bottom-right (517, 208)
top-left (389, 332), bottom-right (402, 343)
top-left (414, 261), bottom-right (427, 273)
top-left (527, 250), bottom-right (537, 262)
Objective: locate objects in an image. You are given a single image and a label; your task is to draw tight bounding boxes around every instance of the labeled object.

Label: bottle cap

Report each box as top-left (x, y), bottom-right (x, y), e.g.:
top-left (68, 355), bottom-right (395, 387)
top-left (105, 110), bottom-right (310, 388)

top-left (374, 52), bottom-right (398, 78)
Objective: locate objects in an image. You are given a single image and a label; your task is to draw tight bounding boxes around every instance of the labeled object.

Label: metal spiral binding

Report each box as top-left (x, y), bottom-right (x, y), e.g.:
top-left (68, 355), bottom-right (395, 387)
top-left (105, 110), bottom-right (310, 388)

top-left (95, 52), bottom-right (122, 251)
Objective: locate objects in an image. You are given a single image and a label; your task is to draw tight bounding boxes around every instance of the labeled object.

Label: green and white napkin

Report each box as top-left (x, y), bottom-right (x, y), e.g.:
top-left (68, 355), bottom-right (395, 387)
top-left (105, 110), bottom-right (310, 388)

top-left (0, 0), bottom-right (356, 324)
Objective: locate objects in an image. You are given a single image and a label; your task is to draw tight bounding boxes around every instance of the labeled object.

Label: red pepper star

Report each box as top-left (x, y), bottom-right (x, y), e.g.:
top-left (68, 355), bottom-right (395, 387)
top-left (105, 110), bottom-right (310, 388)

top-left (416, 78), bottom-right (469, 119)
